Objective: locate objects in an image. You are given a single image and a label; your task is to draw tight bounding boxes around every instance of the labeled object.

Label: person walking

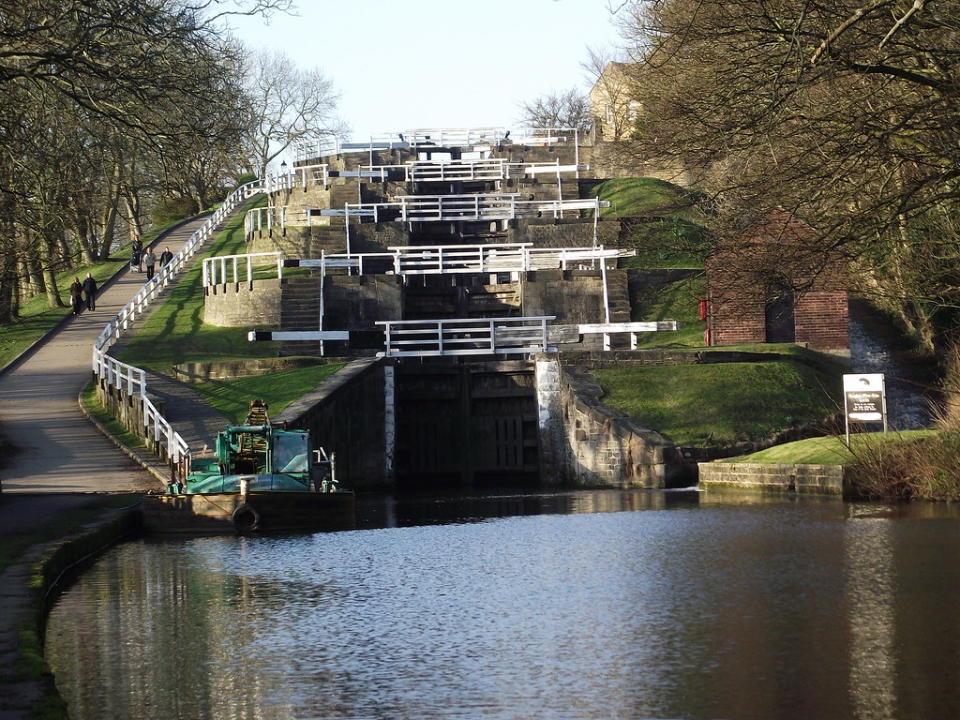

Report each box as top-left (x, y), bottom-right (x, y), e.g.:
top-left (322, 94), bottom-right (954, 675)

top-left (159, 247), bottom-right (173, 266)
top-left (143, 248), bottom-right (157, 280)
top-left (82, 272), bottom-right (98, 311)
top-left (131, 237), bottom-right (143, 272)
top-left (69, 278), bottom-right (84, 315)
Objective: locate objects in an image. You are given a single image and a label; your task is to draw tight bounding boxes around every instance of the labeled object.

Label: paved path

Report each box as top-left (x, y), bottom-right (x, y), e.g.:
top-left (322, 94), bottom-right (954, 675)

top-left (0, 217), bottom-right (210, 493)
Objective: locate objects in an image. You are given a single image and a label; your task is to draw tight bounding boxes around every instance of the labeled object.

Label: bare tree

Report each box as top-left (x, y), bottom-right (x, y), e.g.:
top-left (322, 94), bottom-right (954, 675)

top-left (518, 88), bottom-right (592, 133)
top-left (243, 50), bottom-right (339, 178)
top-left (615, 0), bottom-right (960, 353)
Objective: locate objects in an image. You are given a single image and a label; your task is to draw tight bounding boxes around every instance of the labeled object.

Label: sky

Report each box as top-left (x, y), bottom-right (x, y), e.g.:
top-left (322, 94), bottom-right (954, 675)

top-left (228, 0), bottom-right (625, 154)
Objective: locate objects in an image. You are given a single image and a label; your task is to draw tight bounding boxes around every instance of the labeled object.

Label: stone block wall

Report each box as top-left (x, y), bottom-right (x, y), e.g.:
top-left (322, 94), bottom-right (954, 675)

top-left (275, 357), bottom-right (390, 489)
top-left (508, 218), bottom-right (620, 248)
top-left (535, 357), bottom-right (682, 488)
top-left (247, 223), bottom-right (410, 257)
top-left (698, 462), bottom-right (846, 496)
top-left (204, 278), bottom-right (282, 327)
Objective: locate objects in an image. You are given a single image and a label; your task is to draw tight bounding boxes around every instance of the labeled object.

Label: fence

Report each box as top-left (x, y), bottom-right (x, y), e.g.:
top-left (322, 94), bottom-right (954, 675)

top-left (92, 179), bottom-right (265, 479)
top-left (200, 244), bottom-right (634, 288)
top-left (377, 316), bottom-right (555, 358)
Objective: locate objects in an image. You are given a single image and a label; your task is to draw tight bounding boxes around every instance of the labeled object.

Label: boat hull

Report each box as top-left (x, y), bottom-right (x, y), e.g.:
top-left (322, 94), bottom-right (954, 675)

top-left (141, 491), bottom-right (355, 534)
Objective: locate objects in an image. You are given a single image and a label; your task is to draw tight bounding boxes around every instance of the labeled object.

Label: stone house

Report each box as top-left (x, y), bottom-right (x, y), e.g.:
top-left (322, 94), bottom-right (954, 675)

top-left (704, 210), bottom-right (850, 354)
top-left (589, 62), bottom-right (641, 142)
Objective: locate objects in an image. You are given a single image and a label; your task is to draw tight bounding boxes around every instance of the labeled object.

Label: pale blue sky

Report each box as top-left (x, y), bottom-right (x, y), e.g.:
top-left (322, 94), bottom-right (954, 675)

top-left (229, 0), bottom-right (623, 144)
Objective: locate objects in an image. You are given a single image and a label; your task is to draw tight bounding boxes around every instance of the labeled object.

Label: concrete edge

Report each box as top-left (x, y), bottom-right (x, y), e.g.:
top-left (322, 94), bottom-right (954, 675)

top-left (76, 388), bottom-right (170, 489)
top-left (0, 502), bottom-right (142, 719)
top-left (0, 211), bottom-right (213, 379)
top-left (698, 460), bottom-right (848, 497)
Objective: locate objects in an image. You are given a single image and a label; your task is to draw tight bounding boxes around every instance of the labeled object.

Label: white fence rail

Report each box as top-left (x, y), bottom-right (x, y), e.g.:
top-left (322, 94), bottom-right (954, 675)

top-left (203, 251), bottom-right (284, 287)
top-left (294, 127), bottom-right (580, 162)
top-left (201, 244), bottom-right (634, 288)
top-left (92, 179), bottom-right (265, 472)
top-left (263, 164), bottom-right (329, 193)
top-left (377, 316), bottom-right (555, 358)
top-left (312, 194), bottom-right (606, 224)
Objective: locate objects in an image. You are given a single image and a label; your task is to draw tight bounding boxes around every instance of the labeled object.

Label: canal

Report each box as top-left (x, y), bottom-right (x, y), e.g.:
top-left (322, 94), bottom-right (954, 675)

top-left (45, 490), bottom-right (960, 719)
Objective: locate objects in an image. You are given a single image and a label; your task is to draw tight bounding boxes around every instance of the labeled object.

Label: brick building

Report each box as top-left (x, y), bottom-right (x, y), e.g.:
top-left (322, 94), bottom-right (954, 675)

top-left (704, 210), bottom-right (850, 354)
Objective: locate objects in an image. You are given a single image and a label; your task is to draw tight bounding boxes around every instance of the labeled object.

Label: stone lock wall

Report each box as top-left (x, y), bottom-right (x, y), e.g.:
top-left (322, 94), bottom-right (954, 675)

top-left (274, 357), bottom-right (391, 489)
top-left (535, 356), bottom-right (682, 488)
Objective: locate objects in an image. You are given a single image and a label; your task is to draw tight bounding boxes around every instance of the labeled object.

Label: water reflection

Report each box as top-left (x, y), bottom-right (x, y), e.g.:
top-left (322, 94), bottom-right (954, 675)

top-left (45, 491), bottom-right (960, 720)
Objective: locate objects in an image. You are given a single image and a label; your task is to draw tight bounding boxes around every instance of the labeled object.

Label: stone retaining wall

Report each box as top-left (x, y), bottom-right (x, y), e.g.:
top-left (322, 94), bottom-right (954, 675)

top-left (204, 278), bottom-right (281, 327)
top-left (274, 357), bottom-right (390, 489)
top-left (698, 462), bottom-right (846, 496)
top-left (536, 356), bottom-right (684, 488)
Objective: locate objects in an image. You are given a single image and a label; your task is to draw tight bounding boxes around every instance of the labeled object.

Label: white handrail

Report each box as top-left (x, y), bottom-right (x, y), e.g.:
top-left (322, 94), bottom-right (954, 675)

top-left (202, 251), bottom-right (284, 287)
top-left (200, 244), bottom-right (634, 287)
top-left (92, 179), bottom-right (265, 470)
top-left (376, 316), bottom-right (555, 358)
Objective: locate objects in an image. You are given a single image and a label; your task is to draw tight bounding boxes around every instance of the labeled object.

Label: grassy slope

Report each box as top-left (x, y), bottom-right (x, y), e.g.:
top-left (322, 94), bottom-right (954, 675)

top-left (193, 363), bottom-right (347, 423)
top-left (630, 273), bottom-right (706, 348)
top-left (721, 430), bottom-right (937, 464)
top-left (592, 359), bottom-right (841, 447)
top-left (0, 218), bottom-right (195, 369)
top-left (591, 177), bottom-right (709, 269)
top-left (117, 197), bottom-right (279, 372)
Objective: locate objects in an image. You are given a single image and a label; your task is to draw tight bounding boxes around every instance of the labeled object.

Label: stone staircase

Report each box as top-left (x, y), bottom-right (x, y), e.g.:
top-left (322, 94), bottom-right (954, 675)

top-left (279, 275), bottom-right (322, 356)
top-left (605, 269), bottom-right (635, 349)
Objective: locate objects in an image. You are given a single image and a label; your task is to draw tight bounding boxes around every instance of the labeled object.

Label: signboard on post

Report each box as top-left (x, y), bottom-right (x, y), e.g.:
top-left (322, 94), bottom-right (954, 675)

top-left (843, 373), bottom-right (887, 445)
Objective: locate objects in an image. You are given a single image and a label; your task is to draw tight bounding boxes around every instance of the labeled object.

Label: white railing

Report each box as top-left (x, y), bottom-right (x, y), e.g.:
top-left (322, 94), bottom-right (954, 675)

top-left (293, 126), bottom-right (581, 162)
top-left (310, 194), bottom-right (606, 224)
top-left (402, 127), bottom-right (507, 147)
top-left (263, 164), bottom-right (329, 193)
top-left (377, 316), bottom-right (555, 358)
top-left (201, 244), bottom-right (635, 288)
top-left (203, 251), bottom-right (284, 287)
top-left (92, 179), bottom-right (265, 471)
top-left (244, 206), bottom-right (287, 235)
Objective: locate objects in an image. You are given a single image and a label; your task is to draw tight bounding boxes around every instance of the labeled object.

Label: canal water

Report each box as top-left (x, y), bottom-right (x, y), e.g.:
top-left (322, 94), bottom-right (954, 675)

top-left (46, 490), bottom-right (960, 719)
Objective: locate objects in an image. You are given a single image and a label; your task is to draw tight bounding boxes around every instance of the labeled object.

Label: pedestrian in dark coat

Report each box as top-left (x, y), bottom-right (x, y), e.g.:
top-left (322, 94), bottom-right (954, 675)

top-left (69, 278), bottom-right (83, 315)
top-left (159, 247), bottom-right (173, 266)
top-left (82, 272), bottom-right (98, 311)
top-left (131, 238), bottom-right (143, 271)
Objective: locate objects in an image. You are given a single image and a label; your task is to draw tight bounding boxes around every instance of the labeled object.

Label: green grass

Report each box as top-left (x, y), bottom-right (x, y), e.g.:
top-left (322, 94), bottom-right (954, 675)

top-left (591, 177), bottom-right (704, 221)
top-left (117, 197), bottom-right (280, 371)
top-left (592, 360), bottom-right (841, 446)
top-left (590, 178), bottom-right (711, 269)
top-left (722, 430), bottom-right (938, 464)
top-left (629, 273), bottom-right (706, 348)
top-left (0, 218), bottom-right (198, 369)
top-left (192, 362), bottom-right (347, 423)
top-left (79, 381), bottom-right (148, 452)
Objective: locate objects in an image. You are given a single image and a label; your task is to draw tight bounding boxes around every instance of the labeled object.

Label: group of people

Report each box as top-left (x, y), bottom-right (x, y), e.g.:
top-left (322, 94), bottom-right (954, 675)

top-left (69, 274), bottom-right (98, 315)
top-left (130, 240), bottom-right (173, 281)
top-left (72, 240), bottom-right (176, 317)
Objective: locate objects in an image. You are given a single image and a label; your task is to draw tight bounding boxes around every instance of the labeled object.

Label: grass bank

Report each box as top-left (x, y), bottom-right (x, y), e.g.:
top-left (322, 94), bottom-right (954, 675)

top-left (192, 362), bottom-right (347, 423)
top-left (628, 272), bottom-right (705, 348)
top-left (592, 355), bottom-right (841, 447)
top-left (0, 217), bottom-right (198, 370)
top-left (117, 197), bottom-right (278, 372)
top-left (590, 177), bottom-right (710, 269)
top-left (721, 430), bottom-right (936, 465)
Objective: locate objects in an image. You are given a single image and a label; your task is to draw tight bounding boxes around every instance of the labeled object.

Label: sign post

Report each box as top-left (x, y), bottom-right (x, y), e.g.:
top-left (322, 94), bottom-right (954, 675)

top-left (843, 373), bottom-right (887, 446)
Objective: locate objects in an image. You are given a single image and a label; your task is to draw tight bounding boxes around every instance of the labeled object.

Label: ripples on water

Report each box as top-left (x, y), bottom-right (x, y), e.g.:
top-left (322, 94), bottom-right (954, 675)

top-left (46, 491), bottom-right (960, 720)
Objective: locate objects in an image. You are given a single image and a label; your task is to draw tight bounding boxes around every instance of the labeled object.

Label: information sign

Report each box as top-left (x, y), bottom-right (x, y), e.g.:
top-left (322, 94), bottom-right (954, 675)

top-left (843, 373), bottom-right (887, 443)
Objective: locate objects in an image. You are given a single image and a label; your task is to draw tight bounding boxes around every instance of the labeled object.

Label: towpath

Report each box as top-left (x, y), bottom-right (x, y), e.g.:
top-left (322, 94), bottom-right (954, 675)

top-left (0, 216), bottom-right (212, 493)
